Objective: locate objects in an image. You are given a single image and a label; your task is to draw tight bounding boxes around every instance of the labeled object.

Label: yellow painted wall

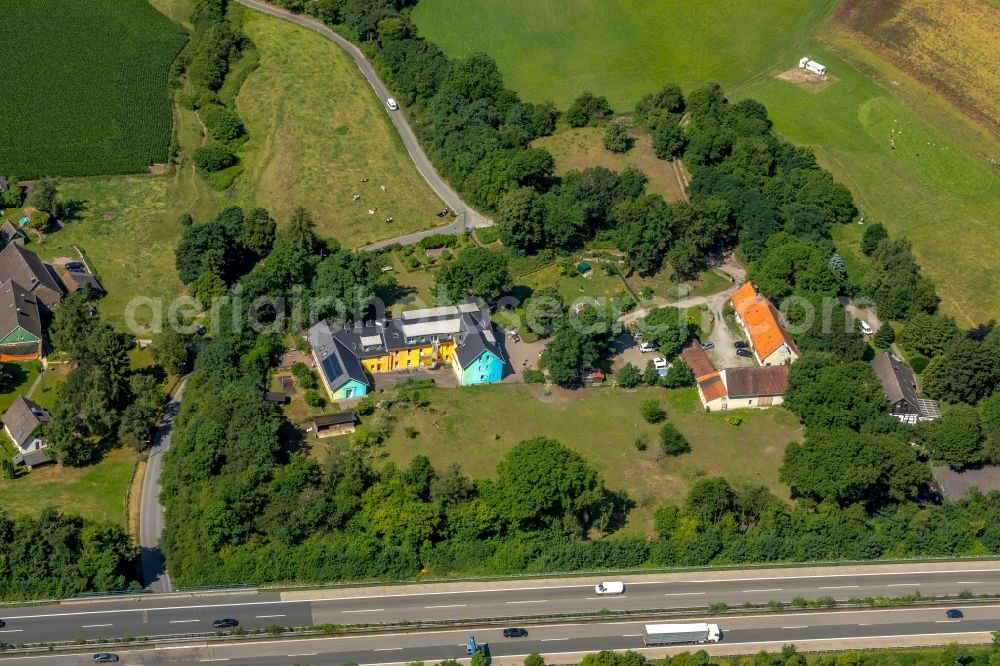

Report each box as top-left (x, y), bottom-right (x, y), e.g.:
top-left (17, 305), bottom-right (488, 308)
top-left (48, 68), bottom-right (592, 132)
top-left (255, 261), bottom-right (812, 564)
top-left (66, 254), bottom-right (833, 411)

top-left (360, 340), bottom-right (456, 374)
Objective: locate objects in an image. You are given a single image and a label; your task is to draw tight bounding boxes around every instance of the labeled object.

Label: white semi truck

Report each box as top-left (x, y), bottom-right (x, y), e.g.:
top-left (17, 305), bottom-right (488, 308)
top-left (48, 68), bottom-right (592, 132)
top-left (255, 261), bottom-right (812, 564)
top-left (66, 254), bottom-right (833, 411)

top-left (642, 622), bottom-right (722, 646)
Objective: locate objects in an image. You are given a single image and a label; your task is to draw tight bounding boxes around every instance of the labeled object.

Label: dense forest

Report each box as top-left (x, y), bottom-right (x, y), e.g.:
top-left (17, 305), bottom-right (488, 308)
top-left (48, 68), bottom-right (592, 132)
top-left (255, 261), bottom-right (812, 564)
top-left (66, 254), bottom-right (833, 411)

top-left (0, 507), bottom-right (136, 600)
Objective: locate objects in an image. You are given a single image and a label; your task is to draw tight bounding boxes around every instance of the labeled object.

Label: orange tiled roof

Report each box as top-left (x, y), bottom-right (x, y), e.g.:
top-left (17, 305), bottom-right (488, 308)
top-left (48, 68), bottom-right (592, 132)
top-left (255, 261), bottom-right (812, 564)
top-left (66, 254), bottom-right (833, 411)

top-left (698, 372), bottom-right (727, 403)
top-left (730, 283), bottom-right (798, 360)
top-left (680, 342), bottom-right (717, 381)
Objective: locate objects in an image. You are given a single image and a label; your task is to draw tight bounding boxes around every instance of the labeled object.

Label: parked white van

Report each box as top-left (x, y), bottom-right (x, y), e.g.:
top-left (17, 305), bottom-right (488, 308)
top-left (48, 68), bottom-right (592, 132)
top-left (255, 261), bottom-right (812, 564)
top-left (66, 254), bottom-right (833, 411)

top-left (860, 320), bottom-right (874, 335)
top-left (595, 581), bottom-right (625, 595)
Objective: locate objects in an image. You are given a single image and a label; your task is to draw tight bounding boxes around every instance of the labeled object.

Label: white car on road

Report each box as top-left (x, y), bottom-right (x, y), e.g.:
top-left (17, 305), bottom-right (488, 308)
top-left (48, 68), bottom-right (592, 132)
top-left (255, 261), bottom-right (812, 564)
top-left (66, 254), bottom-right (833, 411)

top-left (386, 97), bottom-right (399, 111)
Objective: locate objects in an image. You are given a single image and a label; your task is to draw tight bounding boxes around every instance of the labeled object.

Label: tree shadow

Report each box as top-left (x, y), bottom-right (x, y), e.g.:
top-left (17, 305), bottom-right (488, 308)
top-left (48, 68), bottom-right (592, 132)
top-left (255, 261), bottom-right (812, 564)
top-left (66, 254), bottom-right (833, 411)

top-left (0, 362), bottom-right (29, 393)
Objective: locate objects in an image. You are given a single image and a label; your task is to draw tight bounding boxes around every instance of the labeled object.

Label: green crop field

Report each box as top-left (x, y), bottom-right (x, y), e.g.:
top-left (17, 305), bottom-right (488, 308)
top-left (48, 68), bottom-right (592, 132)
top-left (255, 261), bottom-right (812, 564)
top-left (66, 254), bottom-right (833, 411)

top-left (0, 0), bottom-right (186, 178)
top-left (412, 0), bottom-right (836, 110)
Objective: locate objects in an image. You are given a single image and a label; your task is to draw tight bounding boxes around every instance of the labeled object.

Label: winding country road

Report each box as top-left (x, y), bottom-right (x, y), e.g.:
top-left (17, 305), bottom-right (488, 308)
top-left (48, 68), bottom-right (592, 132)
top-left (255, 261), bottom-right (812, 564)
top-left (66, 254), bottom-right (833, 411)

top-left (234, 0), bottom-right (492, 250)
top-left (138, 379), bottom-right (187, 593)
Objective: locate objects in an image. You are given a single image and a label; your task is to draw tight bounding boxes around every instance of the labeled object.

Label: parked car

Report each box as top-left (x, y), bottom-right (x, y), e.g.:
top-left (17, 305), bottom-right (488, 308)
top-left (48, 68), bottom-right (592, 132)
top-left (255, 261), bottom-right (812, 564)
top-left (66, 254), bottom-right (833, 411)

top-left (639, 342), bottom-right (658, 353)
top-left (93, 655), bottom-right (119, 664)
top-left (212, 618), bottom-right (239, 629)
top-left (733, 341), bottom-right (749, 349)
top-left (736, 348), bottom-right (753, 358)
top-left (860, 320), bottom-right (874, 335)
top-left (503, 628), bottom-right (529, 638)
top-left (65, 261), bottom-right (85, 273)
top-left (653, 357), bottom-right (669, 370)
top-left (946, 609), bottom-right (964, 619)
top-left (700, 341), bottom-right (715, 350)
top-left (386, 97), bottom-right (399, 111)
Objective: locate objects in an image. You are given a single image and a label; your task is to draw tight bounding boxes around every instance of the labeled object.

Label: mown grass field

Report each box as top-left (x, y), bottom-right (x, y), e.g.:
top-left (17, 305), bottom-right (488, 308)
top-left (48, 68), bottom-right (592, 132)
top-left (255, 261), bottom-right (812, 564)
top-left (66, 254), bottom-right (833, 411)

top-left (0, 0), bottom-right (186, 177)
top-left (231, 11), bottom-right (446, 248)
top-left (836, 0), bottom-right (1000, 135)
top-left (412, 0), bottom-right (836, 110)
top-left (733, 41), bottom-right (1000, 326)
top-left (375, 385), bottom-right (801, 534)
top-left (0, 447), bottom-right (138, 526)
top-left (533, 127), bottom-right (688, 203)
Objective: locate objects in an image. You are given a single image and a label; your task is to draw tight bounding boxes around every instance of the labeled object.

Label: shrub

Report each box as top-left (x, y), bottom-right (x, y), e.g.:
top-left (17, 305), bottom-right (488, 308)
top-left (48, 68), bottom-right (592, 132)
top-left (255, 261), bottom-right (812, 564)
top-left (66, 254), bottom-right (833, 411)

top-left (200, 104), bottom-right (245, 143)
top-left (659, 422), bottom-right (691, 456)
top-left (404, 426), bottom-right (419, 439)
top-left (355, 395), bottom-right (377, 415)
top-left (640, 399), bottom-right (666, 423)
top-left (523, 368), bottom-right (545, 383)
top-left (303, 389), bottom-right (325, 408)
top-left (292, 362), bottom-right (318, 389)
top-left (616, 362), bottom-right (642, 388)
top-left (417, 233), bottom-right (458, 249)
top-left (633, 434), bottom-right (647, 451)
top-left (910, 354), bottom-right (930, 374)
top-left (873, 323), bottom-right (895, 348)
top-left (193, 144), bottom-right (236, 172)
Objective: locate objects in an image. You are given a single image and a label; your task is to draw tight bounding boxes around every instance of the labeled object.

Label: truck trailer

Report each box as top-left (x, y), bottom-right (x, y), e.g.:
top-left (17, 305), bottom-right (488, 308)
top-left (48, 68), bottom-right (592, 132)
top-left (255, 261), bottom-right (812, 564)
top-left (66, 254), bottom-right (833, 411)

top-left (642, 623), bottom-right (722, 646)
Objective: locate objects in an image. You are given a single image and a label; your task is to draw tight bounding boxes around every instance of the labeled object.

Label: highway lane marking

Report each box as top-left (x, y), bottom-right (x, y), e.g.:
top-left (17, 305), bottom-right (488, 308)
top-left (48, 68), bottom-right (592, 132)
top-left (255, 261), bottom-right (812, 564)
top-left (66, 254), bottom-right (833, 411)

top-left (0, 629), bottom-right (23, 633)
top-left (622, 634), bottom-right (642, 637)
top-left (956, 581), bottom-right (988, 584)
top-left (342, 609), bottom-right (385, 613)
top-left (374, 647), bottom-right (404, 651)
top-left (663, 592), bottom-right (705, 597)
top-left (781, 625), bottom-right (808, 629)
top-left (936, 620), bottom-right (961, 623)
top-left (200, 660), bottom-right (230, 663)
top-left (540, 638), bottom-right (569, 641)
top-left (289, 654), bottom-right (318, 657)
top-left (424, 604), bottom-right (468, 609)
top-left (256, 614), bottom-right (287, 618)
top-left (82, 623), bottom-right (113, 628)
top-left (858, 623), bottom-right (873, 626)
top-left (13, 567), bottom-right (1000, 620)
top-left (819, 585), bottom-right (859, 589)
top-left (742, 588), bottom-right (782, 593)
top-left (170, 619), bottom-right (200, 623)
top-left (887, 583), bottom-right (919, 587)
top-left (506, 599), bottom-right (549, 604)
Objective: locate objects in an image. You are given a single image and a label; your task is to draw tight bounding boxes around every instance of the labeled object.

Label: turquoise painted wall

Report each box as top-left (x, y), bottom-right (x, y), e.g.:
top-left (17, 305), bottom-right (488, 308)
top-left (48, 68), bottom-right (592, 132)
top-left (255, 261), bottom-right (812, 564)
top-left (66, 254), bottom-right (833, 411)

top-left (332, 379), bottom-right (368, 400)
top-left (460, 351), bottom-right (503, 385)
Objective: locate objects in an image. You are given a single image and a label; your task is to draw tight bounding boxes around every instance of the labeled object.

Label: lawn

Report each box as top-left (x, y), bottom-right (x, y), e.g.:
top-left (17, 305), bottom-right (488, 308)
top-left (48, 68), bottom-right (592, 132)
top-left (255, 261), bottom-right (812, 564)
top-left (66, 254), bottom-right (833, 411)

top-left (377, 385), bottom-right (802, 534)
top-left (0, 361), bottom-right (41, 412)
top-left (733, 41), bottom-right (1000, 326)
top-left (0, 0), bottom-right (187, 177)
top-left (412, 0), bottom-right (836, 110)
top-left (0, 447), bottom-right (138, 526)
top-left (231, 11), bottom-right (447, 248)
top-left (533, 127), bottom-right (688, 203)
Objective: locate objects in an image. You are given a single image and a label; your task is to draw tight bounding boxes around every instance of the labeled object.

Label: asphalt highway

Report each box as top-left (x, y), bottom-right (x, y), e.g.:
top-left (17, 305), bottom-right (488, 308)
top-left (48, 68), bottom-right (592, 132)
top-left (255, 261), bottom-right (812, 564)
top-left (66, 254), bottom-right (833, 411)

top-left (233, 0), bottom-right (493, 252)
top-left (8, 606), bottom-right (1000, 664)
top-left (4, 564), bottom-right (1000, 646)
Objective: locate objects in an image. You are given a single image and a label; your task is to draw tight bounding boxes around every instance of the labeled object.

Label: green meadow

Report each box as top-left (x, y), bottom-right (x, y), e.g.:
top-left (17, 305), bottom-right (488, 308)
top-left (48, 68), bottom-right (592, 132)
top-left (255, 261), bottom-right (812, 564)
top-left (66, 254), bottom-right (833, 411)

top-left (733, 42), bottom-right (1000, 326)
top-left (412, 0), bottom-right (836, 109)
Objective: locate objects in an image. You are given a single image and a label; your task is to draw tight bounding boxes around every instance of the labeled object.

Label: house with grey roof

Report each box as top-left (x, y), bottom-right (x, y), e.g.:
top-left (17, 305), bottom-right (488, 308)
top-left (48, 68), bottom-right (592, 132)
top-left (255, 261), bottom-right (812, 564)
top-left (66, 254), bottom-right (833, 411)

top-left (0, 279), bottom-right (42, 360)
top-left (870, 352), bottom-right (939, 423)
top-left (308, 304), bottom-right (506, 402)
top-left (0, 220), bottom-right (26, 248)
top-left (3, 395), bottom-right (51, 455)
top-left (0, 242), bottom-right (62, 312)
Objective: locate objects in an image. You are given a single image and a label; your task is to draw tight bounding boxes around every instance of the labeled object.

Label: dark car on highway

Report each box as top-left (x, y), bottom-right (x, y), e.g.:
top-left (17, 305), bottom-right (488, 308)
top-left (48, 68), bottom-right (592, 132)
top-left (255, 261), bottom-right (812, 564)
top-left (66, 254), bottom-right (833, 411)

top-left (212, 618), bottom-right (239, 629)
top-left (736, 348), bottom-right (753, 358)
top-left (0, 620), bottom-right (4, 628)
top-left (503, 628), bottom-right (528, 638)
top-left (946, 609), bottom-right (964, 619)
top-left (93, 654), bottom-right (120, 664)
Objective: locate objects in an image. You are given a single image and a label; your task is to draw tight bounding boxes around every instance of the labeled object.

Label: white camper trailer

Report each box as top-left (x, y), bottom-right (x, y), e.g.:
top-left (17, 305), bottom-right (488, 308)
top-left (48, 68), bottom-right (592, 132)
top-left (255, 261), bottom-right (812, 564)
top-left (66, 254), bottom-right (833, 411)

top-left (798, 57), bottom-right (827, 76)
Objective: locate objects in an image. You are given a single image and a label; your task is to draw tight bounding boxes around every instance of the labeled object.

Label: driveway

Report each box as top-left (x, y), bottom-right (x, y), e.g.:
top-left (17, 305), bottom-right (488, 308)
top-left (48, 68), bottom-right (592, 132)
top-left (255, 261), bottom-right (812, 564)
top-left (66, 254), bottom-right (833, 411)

top-left (139, 378), bottom-right (186, 592)
top-left (234, 0), bottom-right (493, 251)
top-left (500, 332), bottom-right (547, 382)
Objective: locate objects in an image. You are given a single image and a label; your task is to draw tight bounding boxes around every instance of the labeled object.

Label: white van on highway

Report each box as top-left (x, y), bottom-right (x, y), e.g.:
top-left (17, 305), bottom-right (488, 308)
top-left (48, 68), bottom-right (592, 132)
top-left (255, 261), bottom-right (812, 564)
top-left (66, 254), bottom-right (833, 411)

top-left (595, 581), bottom-right (625, 595)
top-left (386, 98), bottom-right (399, 111)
